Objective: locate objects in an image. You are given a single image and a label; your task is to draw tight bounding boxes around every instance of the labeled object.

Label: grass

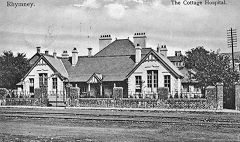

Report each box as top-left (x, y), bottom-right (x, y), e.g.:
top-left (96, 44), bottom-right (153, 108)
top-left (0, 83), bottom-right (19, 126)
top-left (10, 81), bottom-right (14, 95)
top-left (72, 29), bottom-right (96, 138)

top-left (1, 107), bottom-right (240, 141)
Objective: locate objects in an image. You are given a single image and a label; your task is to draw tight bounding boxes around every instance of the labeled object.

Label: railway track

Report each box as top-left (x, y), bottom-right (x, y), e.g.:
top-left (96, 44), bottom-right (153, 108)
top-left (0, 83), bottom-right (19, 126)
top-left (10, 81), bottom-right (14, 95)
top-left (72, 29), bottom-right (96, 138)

top-left (1, 109), bottom-right (240, 128)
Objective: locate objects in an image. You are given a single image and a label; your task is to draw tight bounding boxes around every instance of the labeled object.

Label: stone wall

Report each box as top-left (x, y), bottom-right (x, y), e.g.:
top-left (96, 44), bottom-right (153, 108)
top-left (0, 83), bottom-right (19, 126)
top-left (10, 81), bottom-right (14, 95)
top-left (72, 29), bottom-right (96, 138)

top-left (235, 82), bottom-right (240, 110)
top-left (3, 84), bottom-right (224, 110)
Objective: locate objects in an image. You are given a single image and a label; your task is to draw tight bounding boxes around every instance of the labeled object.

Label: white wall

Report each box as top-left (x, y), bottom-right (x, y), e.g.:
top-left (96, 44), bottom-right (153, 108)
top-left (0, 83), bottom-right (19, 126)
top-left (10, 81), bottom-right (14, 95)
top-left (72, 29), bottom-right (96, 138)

top-left (23, 59), bottom-right (64, 93)
top-left (128, 59), bottom-right (180, 97)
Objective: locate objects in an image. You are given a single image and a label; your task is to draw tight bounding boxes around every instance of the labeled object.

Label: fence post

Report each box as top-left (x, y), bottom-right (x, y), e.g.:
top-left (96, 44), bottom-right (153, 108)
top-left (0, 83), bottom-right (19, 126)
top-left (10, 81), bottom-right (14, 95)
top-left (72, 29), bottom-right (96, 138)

top-left (205, 86), bottom-right (217, 109)
top-left (235, 82), bottom-right (240, 110)
top-left (216, 82), bottom-right (223, 110)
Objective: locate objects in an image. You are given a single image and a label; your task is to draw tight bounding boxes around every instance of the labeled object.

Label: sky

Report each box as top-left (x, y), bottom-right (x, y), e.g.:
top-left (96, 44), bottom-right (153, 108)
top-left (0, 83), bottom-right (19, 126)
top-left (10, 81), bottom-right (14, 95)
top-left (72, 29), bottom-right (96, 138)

top-left (0, 0), bottom-right (240, 58)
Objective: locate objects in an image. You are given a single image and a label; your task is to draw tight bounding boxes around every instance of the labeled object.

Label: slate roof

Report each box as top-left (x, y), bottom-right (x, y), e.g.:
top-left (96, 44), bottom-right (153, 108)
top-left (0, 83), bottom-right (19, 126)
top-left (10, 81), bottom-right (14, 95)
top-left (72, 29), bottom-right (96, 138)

top-left (95, 39), bottom-right (151, 57)
top-left (154, 51), bottom-right (183, 78)
top-left (43, 55), bottom-right (68, 78)
top-left (22, 54), bottom-right (69, 81)
top-left (62, 55), bottom-right (135, 82)
top-left (167, 55), bottom-right (184, 62)
top-left (27, 38), bottom-right (183, 82)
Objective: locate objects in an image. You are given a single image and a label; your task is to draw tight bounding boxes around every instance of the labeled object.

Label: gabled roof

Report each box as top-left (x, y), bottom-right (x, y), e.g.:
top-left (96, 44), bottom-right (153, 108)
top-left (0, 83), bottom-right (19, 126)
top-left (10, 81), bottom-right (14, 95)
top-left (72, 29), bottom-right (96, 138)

top-left (61, 55), bottom-right (136, 82)
top-left (61, 38), bottom-right (182, 81)
top-left (28, 53), bottom-right (41, 65)
top-left (43, 55), bottom-right (68, 78)
top-left (95, 39), bottom-right (151, 57)
top-left (87, 73), bottom-right (103, 83)
top-left (23, 54), bottom-right (68, 81)
top-left (26, 39), bottom-right (183, 82)
top-left (126, 50), bottom-right (184, 79)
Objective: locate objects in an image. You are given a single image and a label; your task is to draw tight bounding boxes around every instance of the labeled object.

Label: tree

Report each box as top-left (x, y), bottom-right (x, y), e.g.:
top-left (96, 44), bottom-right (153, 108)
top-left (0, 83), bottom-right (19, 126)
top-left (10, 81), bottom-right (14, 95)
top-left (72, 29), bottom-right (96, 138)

top-left (184, 46), bottom-right (239, 89)
top-left (0, 51), bottom-right (30, 89)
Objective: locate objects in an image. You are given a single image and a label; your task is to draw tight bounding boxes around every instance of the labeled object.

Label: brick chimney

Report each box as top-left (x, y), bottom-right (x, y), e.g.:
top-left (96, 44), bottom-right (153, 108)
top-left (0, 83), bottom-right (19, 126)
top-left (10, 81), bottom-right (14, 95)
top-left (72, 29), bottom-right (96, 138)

top-left (135, 44), bottom-right (142, 64)
top-left (133, 33), bottom-right (147, 48)
top-left (99, 35), bottom-right (112, 51)
top-left (36, 47), bottom-right (41, 53)
top-left (88, 48), bottom-right (92, 57)
top-left (61, 50), bottom-right (69, 58)
top-left (72, 48), bottom-right (78, 66)
top-left (45, 50), bottom-right (49, 55)
top-left (157, 44), bottom-right (161, 54)
top-left (159, 45), bottom-right (168, 57)
top-left (175, 51), bottom-right (182, 56)
top-left (53, 51), bottom-right (57, 58)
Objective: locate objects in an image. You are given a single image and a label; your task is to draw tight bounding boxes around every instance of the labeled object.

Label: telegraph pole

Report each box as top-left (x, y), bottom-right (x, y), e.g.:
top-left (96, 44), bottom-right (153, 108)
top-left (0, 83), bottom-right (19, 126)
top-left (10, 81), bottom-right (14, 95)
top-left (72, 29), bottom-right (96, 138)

top-left (227, 28), bottom-right (237, 70)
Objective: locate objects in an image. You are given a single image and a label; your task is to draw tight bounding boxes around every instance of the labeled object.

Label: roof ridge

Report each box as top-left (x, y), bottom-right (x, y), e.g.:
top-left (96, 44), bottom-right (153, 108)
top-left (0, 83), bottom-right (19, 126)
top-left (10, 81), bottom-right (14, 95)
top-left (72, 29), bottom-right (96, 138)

top-left (43, 53), bottom-right (63, 59)
top-left (95, 38), bottom-right (134, 56)
top-left (59, 58), bottom-right (69, 77)
top-left (89, 55), bottom-right (133, 58)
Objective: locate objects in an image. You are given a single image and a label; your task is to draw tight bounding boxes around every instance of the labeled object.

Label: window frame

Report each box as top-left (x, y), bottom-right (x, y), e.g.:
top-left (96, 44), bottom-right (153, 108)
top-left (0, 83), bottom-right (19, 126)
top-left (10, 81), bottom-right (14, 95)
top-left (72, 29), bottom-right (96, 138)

top-left (147, 71), bottom-right (152, 88)
top-left (135, 76), bottom-right (142, 93)
top-left (164, 75), bottom-right (171, 92)
top-left (52, 78), bottom-right (57, 89)
top-left (135, 76), bottom-right (142, 86)
top-left (39, 73), bottom-right (48, 88)
top-left (29, 78), bottom-right (34, 93)
top-left (147, 70), bottom-right (158, 89)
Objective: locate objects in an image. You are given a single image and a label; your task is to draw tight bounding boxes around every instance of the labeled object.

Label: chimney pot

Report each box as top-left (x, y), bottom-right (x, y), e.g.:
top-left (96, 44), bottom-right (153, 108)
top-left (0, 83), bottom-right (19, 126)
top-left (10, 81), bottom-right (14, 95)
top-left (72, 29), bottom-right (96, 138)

top-left (135, 44), bottom-right (142, 64)
top-left (99, 34), bottom-right (112, 51)
top-left (45, 50), bottom-right (49, 55)
top-left (53, 51), bottom-right (57, 58)
top-left (175, 51), bottom-right (182, 56)
top-left (157, 44), bottom-right (160, 53)
top-left (159, 44), bottom-right (168, 57)
top-left (72, 48), bottom-right (78, 66)
top-left (62, 50), bottom-right (69, 58)
top-left (88, 48), bottom-right (93, 57)
top-left (133, 32), bottom-right (147, 48)
top-left (36, 47), bottom-right (41, 53)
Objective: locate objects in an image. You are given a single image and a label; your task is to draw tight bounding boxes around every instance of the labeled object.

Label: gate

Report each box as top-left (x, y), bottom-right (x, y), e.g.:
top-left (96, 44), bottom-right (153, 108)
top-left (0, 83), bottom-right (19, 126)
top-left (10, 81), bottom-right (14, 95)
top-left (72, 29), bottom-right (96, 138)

top-left (48, 91), bottom-right (66, 106)
top-left (223, 84), bottom-right (235, 109)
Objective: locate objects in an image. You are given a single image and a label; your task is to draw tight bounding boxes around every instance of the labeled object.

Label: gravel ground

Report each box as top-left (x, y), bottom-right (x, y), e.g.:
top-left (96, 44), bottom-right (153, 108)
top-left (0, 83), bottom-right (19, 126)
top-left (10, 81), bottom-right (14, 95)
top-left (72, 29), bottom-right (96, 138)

top-left (1, 107), bottom-right (240, 142)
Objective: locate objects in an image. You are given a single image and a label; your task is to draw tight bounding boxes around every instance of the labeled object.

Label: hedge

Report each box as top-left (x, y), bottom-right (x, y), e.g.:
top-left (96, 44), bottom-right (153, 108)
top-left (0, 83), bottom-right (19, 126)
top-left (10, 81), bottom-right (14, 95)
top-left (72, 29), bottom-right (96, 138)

top-left (113, 87), bottom-right (123, 99)
top-left (34, 88), bottom-right (42, 98)
top-left (0, 88), bottom-right (8, 99)
top-left (157, 87), bottom-right (169, 100)
top-left (70, 87), bottom-right (80, 100)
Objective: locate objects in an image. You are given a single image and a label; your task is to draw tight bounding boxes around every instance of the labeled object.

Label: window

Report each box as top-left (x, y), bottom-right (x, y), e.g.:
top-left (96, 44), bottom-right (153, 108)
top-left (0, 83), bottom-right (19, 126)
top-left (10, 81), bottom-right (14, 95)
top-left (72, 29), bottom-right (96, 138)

top-left (81, 86), bottom-right (87, 93)
top-left (147, 71), bottom-right (152, 88)
top-left (147, 70), bottom-right (158, 88)
top-left (29, 78), bottom-right (34, 93)
top-left (153, 71), bottom-right (158, 87)
top-left (135, 76), bottom-right (142, 85)
top-left (164, 75), bottom-right (171, 92)
top-left (52, 78), bottom-right (57, 89)
top-left (135, 76), bottom-right (142, 93)
top-left (39, 73), bottom-right (48, 88)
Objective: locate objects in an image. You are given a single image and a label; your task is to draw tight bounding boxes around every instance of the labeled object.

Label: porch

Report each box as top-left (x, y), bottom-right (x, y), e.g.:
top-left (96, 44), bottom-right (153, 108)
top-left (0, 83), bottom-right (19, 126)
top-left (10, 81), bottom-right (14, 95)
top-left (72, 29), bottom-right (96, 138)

top-left (70, 81), bottom-right (128, 98)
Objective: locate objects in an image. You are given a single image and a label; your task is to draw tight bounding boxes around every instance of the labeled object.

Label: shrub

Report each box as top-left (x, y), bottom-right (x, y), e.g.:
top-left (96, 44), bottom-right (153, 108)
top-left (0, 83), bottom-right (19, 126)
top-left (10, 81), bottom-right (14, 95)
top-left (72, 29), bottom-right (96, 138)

top-left (0, 88), bottom-right (8, 99)
top-left (70, 87), bottom-right (80, 100)
top-left (113, 87), bottom-right (123, 99)
top-left (34, 88), bottom-right (48, 106)
top-left (157, 87), bottom-right (168, 100)
top-left (34, 88), bottom-right (42, 98)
